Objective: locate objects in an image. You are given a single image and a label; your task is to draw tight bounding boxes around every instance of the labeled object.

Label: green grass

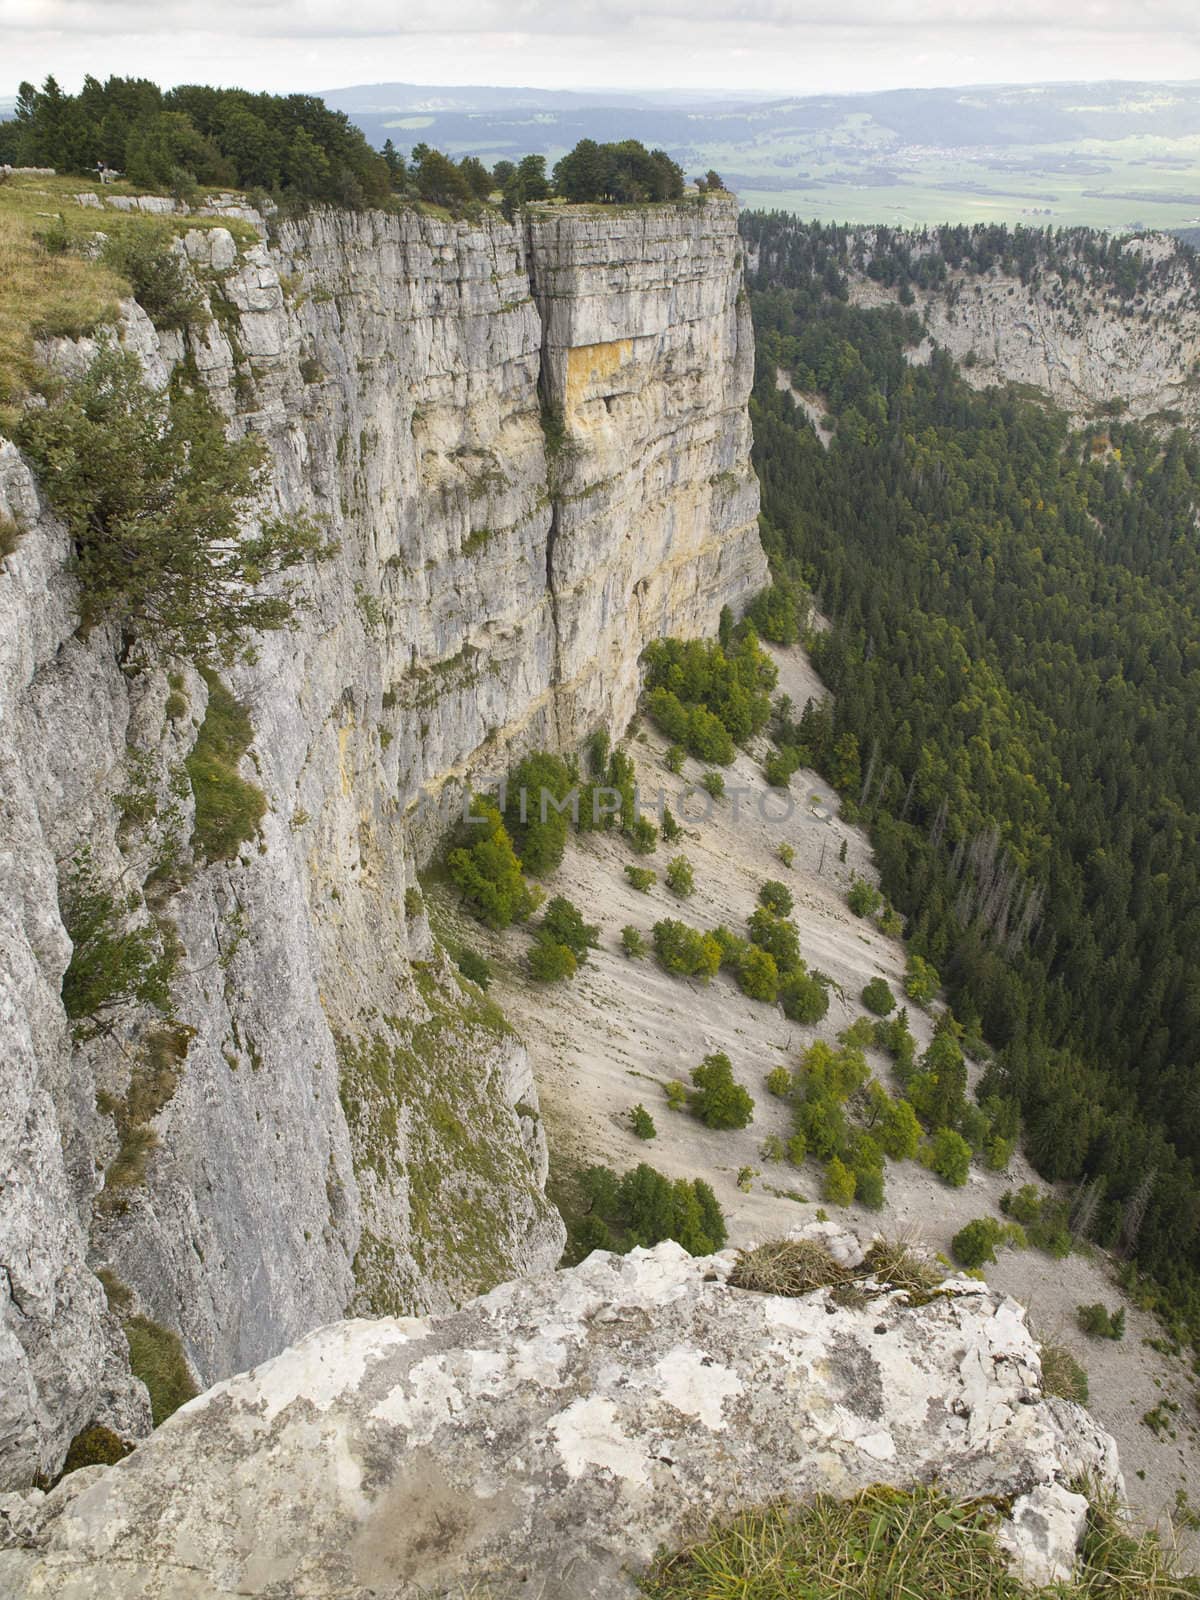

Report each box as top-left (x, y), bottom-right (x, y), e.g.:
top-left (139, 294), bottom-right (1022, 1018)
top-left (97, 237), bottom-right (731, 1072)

top-left (641, 1484), bottom-right (1199, 1599)
top-left (124, 1315), bottom-right (198, 1427)
top-left (0, 172), bottom-right (257, 408)
top-left (1040, 1343), bottom-right (1090, 1405)
top-left (186, 669), bottom-right (266, 862)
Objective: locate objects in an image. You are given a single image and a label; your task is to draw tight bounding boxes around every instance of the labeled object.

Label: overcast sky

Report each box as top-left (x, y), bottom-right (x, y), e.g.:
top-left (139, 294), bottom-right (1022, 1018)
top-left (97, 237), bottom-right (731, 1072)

top-left (4, 0), bottom-right (1200, 100)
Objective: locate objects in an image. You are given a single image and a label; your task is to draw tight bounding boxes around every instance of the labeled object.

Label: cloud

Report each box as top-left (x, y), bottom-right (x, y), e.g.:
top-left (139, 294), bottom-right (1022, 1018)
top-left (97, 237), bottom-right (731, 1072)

top-left (4, 0), bottom-right (1200, 97)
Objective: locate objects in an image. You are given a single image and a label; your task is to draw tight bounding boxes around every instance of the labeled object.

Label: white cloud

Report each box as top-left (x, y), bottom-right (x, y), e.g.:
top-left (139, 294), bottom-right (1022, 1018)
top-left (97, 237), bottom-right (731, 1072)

top-left (3, 0), bottom-right (1199, 96)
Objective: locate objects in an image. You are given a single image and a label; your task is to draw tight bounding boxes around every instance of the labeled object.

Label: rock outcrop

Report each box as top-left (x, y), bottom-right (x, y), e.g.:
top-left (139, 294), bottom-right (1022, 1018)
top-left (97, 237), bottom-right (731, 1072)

top-left (849, 236), bottom-right (1200, 426)
top-left (0, 1239), bottom-right (1121, 1598)
top-left (0, 196), bottom-right (766, 1486)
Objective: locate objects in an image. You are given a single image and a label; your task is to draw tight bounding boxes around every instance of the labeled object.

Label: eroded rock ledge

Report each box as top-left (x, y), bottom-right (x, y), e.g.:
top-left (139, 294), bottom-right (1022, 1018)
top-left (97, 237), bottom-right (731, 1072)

top-left (0, 1238), bottom-right (1121, 1598)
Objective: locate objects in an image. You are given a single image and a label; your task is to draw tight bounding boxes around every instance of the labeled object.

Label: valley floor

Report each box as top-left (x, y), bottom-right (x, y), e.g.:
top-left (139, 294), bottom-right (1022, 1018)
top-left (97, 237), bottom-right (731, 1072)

top-left (429, 641), bottom-right (1200, 1566)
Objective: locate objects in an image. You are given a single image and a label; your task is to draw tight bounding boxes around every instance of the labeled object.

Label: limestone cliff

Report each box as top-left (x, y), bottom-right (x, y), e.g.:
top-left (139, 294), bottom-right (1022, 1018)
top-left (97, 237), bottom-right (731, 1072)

top-left (0, 1237), bottom-right (1122, 1598)
top-left (866, 237), bottom-right (1199, 425)
top-left (747, 224), bottom-right (1200, 425)
top-left (0, 195), bottom-right (767, 1487)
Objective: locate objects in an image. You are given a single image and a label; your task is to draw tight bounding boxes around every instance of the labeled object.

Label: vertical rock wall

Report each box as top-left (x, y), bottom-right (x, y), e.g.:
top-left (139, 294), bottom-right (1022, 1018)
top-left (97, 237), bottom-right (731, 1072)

top-left (0, 193), bottom-right (766, 1486)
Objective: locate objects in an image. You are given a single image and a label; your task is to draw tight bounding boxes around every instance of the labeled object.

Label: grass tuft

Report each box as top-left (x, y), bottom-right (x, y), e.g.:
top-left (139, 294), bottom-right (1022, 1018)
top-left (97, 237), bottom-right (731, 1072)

top-left (864, 1234), bottom-right (945, 1295)
top-left (640, 1482), bottom-right (1200, 1599)
top-left (124, 1315), bottom-right (198, 1427)
top-left (729, 1237), bottom-right (851, 1296)
top-left (1040, 1342), bottom-right (1090, 1405)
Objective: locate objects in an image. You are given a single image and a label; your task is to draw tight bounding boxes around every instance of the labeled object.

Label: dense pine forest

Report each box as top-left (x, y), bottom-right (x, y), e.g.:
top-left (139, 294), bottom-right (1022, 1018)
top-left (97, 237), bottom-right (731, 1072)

top-left (743, 214), bottom-right (1200, 1334)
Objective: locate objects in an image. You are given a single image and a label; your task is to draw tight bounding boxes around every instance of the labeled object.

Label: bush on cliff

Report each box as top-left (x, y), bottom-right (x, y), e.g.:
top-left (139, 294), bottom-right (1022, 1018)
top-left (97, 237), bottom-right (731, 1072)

top-left (14, 347), bottom-right (330, 661)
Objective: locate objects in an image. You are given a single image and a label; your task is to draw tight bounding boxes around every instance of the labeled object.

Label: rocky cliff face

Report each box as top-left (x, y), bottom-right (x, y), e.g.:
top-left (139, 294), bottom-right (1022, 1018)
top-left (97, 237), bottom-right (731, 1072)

top-left (846, 235), bottom-right (1200, 425)
top-left (0, 1236), bottom-right (1122, 1598)
top-left (0, 195), bottom-right (766, 1487)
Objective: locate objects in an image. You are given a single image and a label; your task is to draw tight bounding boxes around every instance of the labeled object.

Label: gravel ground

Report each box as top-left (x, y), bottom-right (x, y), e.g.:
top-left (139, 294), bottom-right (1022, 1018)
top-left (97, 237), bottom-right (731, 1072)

top-left (431, 641), bottom-right (1200, 1566)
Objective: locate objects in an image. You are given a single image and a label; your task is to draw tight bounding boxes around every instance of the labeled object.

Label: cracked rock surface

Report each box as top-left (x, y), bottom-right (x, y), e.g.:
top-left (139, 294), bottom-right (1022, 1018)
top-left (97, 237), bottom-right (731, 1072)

top-left (0, 1238), bottom-right (1120, 1598)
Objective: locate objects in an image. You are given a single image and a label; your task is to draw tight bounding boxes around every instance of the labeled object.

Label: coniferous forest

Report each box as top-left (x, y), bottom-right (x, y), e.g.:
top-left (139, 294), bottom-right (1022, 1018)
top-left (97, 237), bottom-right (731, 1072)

top-left (743, 214), bottom-right (1200, 1334)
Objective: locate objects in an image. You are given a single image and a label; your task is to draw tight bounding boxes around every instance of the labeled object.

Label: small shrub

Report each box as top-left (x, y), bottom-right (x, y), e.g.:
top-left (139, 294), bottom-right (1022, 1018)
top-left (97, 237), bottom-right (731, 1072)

top-left (877, 904), bottom-right (904, 938)
top-left (903, 953), bottom-right (940, 1005)
top-left (984, 1135), bottom-right (1013, 1173)
top-left (730, 1238), bottom-right (850, 1296)
top-left (60, 1424), bottom-right (132, 1477)
top-left (102, 224), bottom-right (202, 331)
top-left (764, 746), bottom-right (801, 787)
top-left (779, 970), bottom-right (829, 1023)
top-left (952, 1217), bottom-right (1007, 1269)
top-left (456, 948), bottom-right (491, 989)
top-left (926, 1126), bottom-right (972, 1187)
top-left (0, 510), bottom-right (24, 563)
top-left (760, 1133), bottom-right (786, 1161)
top-left (690, 1051), bottom-right (754, 1130)
top-left (873, 1092), bottom-right (921, 1161)
top-left (758, 879), bottom-right (794, 916)
top-left (737, 943), bottom-right (779, 1003)
top-left (737, 1165), bottom-right (756, 1192)
top-left (665, 744), bottom-right (686, 775)
top-left (664, 1079), bottom-right (688, 1112)
top-left (630, 1104), bottom-right (657, 1140)
top-left (701, 770), bottom-right (725, 800)
top-left (528, 936), bottom-right (577, 981)
top-left (776, 842), bottom-right (795, 868)
top-left (822, 1156), bottom-right (857, 1206)
top-left (661, 806), bottom-right (682, 843)
top-left (1000, 1184), bottom-right (1073, 1257)
top-left (60, 852), bottom-right (178, 1028)
top-left (447, 800), bottom-right (536, 929)
top-left (652, 918), bottom-right (721, 981)
top-left (847, 877), bottom-right (882, 918)
top-left (786, 1133), bottom-right (808, 1166)
top-left (626, 813), bottom-right (659, 854)
top-left (1040, 1343), bottom-right (1089, 1404)
top-left (540, 895), bottom-right (599, 962)
top-left (861, 977), bottom-right (894, 1016)
top-left (624, 865), bottom-right (656, 892)
top-left (853, 1162), bottom-right (885, 1210)
top-left (766, 1064), bottom-right (793, 1098)
top-left (1077, 1302), bottom-right (1126, 1341)
top-left (404, 886), bottom-right (424, 919)
top-left (665, 855), bottom-right (695, 898)
top-left (620, 925), bottom-right (647, 958)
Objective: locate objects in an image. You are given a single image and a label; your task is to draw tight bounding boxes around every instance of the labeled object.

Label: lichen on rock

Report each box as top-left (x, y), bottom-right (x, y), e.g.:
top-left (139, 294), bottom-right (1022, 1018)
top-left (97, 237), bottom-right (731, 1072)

top-left (0, 1237), bottom-right (1121, 1598)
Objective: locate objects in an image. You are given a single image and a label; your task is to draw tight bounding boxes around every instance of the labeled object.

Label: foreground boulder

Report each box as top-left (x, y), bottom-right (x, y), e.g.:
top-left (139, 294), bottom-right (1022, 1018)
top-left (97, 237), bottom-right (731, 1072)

top-left (0, 1240), bottom-right (1120, 1598)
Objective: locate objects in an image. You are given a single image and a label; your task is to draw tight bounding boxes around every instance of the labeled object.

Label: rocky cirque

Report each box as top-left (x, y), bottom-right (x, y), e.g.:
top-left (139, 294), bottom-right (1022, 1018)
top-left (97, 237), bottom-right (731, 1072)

top-left (0, 1232), bottom-right (1121, 1599)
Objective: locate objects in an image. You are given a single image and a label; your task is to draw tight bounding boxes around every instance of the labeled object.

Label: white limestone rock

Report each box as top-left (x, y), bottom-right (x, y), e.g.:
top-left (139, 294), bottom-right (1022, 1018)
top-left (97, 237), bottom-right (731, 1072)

top-left (0, 1241), bottom-right (1121, 1598)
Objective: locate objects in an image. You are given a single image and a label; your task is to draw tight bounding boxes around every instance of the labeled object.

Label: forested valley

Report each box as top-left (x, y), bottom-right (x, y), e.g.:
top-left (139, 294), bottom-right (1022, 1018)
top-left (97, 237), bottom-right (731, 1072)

top-left (743, 214), bottom-right (1200, 1337)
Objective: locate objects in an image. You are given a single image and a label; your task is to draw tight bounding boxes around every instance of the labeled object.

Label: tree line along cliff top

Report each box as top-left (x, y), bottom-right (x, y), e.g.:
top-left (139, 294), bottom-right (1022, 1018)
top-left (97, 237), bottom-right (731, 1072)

top-left (0, 74), bottom-right (728, 217)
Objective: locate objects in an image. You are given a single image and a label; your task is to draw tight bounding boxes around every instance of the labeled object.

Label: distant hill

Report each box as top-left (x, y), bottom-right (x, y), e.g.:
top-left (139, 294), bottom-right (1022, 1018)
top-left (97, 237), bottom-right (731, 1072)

top-left (320, 83), bottom-right (761, 115)
top-left (331, 77), bottom-right (1200, 232)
